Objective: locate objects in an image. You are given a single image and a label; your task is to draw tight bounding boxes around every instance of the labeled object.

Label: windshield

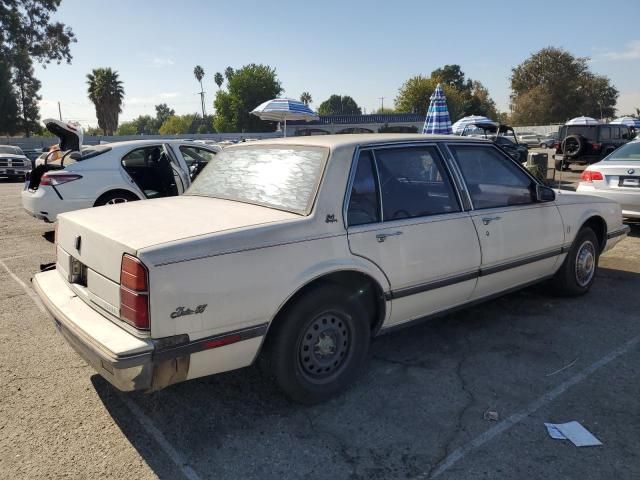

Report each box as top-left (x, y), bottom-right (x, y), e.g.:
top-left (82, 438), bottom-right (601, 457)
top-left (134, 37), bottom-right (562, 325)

top-left (0, 146), bottom-right (23, 155)
top-left (563, 126), bottom-right (598, 140)
top-left (186, 146), bottom-right (329, 215)
top-left (606, 142), bottom-right (640, 161)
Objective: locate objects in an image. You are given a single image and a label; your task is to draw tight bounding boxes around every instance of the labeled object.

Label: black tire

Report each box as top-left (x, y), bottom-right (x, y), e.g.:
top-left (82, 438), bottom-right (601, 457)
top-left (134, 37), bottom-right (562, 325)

top-left (561, 135), bottom-right (584, 158)
top-left (551, 227), bottom-right (599, 296)
top-left (261, 285), bottom-right (371, 404)
top-left (94, 190), bottom-right (140, 207)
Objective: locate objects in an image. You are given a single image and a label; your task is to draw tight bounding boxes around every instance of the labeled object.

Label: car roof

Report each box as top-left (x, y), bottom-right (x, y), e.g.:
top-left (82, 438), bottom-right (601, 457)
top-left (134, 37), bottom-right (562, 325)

top-left (94, 139), bottom-right (218, 150)
top-left (225, 133), bottom-right (491, 150)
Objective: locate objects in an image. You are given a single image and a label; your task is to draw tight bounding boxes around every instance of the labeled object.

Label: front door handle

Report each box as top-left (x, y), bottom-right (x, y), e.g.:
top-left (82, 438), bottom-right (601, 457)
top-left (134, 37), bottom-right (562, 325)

top-left (482, 216), bottom-right (502, 225)
top-left (376, 231), bottom-right (403, 243)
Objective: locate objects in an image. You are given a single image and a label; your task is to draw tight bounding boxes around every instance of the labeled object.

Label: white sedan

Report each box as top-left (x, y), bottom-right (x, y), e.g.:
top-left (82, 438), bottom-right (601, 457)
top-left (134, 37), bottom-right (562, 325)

top-left (22, 119), bottom-right (220, 222)
top-left (33, 134), bottom-right (628, 404)
top-left (577, 139), bottom-right (640, 219)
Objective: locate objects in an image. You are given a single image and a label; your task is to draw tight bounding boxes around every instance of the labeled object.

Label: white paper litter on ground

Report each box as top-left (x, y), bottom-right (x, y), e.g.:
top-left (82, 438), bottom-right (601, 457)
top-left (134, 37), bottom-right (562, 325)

top-left (545, 421), bottom-right (602, 447)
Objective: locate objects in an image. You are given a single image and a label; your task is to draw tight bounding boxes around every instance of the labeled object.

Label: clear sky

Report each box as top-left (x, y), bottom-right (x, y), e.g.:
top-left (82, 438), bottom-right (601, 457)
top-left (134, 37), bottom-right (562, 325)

top-left (35, 0), bottom-right (640, 127)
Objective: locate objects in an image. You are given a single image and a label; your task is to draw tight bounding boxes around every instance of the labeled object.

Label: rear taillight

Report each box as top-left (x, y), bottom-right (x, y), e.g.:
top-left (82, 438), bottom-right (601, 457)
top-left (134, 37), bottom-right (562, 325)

top-left (40, 173), bottom-right (82, 186)
top-left (580, 170), bottom-right (604, 182)
top-left (591, 143), bottom-right (601, 151)
top-left (120, 254), bottom-right (149, 330)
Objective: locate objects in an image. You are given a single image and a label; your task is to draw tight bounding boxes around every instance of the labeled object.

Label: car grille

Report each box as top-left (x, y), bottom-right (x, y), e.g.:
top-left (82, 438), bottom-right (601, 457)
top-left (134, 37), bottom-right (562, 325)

top-left (0, 158), bottom-right (28, 167)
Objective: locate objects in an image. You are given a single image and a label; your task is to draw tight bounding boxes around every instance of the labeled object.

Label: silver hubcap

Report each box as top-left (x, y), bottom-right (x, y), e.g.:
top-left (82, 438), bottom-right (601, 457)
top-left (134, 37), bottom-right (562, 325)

top-left (106, 198), bottom-right (129, 205)
top-left (299, 312), bottom-right (350, 380)
top-left (575, 240), bottom-right (596, 287)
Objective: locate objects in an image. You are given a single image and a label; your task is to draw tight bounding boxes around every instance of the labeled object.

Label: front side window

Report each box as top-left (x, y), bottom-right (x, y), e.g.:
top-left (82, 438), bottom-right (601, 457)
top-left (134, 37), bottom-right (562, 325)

top-left (374, 147), bottom-right (460, 221)
top-left (187, 146), bottom-right (328, 215)
top-left (449, 145), bottom-right (534, 209)
top-left (347, 151), bottom-right (380, 226)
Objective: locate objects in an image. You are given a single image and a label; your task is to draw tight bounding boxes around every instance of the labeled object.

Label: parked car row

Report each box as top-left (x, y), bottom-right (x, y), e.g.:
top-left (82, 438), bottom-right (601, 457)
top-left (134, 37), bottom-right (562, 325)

top-left (31, 133), bottom-right (629, 404)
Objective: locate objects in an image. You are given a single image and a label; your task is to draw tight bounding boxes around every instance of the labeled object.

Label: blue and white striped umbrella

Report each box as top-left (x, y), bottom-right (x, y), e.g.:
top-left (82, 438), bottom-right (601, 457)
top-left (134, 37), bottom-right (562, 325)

top-left (610, 116), bottom-right (640, 129)
top-left (451, 115), bottom-right (496, 135)
top-left (422, 84), bottom-right (452, 135)
top-left (251, 98), bottom-right (319, 137)
top-left (566, 116), bottom-right (601, 126)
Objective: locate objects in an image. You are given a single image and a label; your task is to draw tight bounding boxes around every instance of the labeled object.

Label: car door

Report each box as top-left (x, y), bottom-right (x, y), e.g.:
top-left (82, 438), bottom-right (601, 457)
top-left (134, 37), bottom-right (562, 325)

top-left (346, 145), bottom-right (482, 327)
top-left (164, 144), bottom-right (189, 192)
top-left (446, 143), bottom-right (565, 299)
top-left (176, 145), bottom-right (218, 181)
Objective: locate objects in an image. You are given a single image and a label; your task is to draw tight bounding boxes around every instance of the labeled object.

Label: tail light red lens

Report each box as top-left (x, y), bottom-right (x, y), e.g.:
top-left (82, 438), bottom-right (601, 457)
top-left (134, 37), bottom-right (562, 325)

top-left (581, 170), bottom-right (604, 182)
top-left (40, 173), bottom-right (83, 186)
top-left (119, 254), bottom-right (149, 330)
top-left (591, 143), bottom-right (601, 151)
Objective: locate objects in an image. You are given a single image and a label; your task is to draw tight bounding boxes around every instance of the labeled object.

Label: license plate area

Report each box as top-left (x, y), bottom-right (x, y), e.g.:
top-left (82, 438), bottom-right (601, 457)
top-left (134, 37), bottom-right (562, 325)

top-left (619, 176), bottom-right (640, 187)
top-left (69, 256), bottom-right (88, 287)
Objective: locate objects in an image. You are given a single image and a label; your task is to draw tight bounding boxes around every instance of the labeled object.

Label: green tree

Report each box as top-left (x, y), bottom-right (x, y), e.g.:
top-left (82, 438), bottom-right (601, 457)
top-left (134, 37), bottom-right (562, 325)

top-left (0, 0), bottom-right (75, 134)
top-left (0, 60), bottom-right (18, 135)
top-left (86, 68), bottom-right (125, 135)
top-left (159, 115), bottom-right (193, 135)
top-left (317, 95), bottom-right (362, 115)
top-left (213, 63), bottom-right (282, 132)
top-left (300, 91), bottom-right (312, 105)
top-left (467, 81), bottom-right (499, 119)
top-left (214, 72), bottom-right (224, 89)
top-left (395, 76), bottom-right (466, 121)
top-left (510, 47), bottom-right (618, 124)
top-left (116, 121), bottom-right (137, 136)
top-left (155, 103), bottom-right (174, 127)
top-left (193, 65), bottom-right (205, 117)
top-left (431, 64), bottom-right (471, 92)
top-left (375, 107), bottom-right (396, 114)
top-left (224, 66), bottom-right (235, 81)
top-left (13, 51), bottom-right (41, 136)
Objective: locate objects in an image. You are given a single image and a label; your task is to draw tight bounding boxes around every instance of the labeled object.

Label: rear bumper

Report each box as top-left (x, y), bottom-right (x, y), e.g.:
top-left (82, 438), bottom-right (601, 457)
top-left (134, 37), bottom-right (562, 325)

top-left (576, 185), bottom-right (640, 218)
top-left (33, 270), bottom-right (161, 391)
top-left (21, 187), bottom-right (93, 223)
top-left (33, 269), bottom-right (268, 392)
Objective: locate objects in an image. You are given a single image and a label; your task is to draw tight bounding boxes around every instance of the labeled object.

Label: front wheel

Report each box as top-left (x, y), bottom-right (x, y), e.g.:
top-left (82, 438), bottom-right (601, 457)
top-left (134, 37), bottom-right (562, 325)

top-left (551, 227), bottom-right (599, 296)
top-left (261, 285), bottom-right (371, 404)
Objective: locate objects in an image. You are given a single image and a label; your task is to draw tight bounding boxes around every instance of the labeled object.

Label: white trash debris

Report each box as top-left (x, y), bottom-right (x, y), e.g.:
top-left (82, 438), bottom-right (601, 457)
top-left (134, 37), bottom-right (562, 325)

top-left (544, 421), bottom-right (602, 447)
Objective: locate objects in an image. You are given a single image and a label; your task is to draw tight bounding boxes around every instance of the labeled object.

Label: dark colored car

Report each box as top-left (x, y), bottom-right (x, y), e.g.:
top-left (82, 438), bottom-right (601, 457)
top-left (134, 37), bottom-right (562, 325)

top-left (539, 132), bottom-right (559, 148)
top-left (461, 122), bottom-right (529, 163)
top-left (554, 124), bottom-right (635, 170)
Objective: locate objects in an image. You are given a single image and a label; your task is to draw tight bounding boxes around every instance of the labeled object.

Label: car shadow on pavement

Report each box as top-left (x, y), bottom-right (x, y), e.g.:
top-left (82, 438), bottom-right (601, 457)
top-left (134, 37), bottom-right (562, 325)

top-left (90, 267), bottom-right (640, 479)
top-left (626, 222), bottom-right (640, 238)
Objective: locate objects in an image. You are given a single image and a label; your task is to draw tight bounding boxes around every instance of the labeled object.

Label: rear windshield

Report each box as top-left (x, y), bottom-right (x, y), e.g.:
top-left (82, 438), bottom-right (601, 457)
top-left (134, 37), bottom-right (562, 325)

top-left (562, 126), bottom-right (598, 140)
top-left (186, 146), bottom-right (329, 215)
top-left (0, 146), bottom-right (23, 155)
top-left (44, 145), bottom-right (111, 166)
top-left (606, 142), bottom-right (640, 161)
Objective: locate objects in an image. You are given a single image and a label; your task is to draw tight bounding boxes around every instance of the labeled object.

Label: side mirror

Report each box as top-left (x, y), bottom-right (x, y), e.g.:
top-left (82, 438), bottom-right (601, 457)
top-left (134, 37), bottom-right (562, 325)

top-left (536, 184), bottom-right (556, 202)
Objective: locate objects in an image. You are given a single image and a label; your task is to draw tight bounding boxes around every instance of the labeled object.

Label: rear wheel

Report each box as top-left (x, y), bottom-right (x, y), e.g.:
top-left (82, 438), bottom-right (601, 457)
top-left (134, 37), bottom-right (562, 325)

top-left (261, 285), bottom-right (371, 404)
top-left (551, 227), bottom-right (599, 296)
top-left (94, 190), bottom-right (140, 206)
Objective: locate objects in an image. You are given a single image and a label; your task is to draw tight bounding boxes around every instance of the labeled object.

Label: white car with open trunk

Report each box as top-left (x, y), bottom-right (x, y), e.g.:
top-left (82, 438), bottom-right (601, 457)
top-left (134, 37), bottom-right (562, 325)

top-left (33, 134), bottom-right (629, 403)
top-left (22, 119), bottom-right (220, 223)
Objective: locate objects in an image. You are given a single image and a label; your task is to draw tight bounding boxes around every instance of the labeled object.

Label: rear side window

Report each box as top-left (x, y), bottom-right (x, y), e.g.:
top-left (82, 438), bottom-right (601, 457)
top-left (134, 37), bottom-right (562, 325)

top-left (449, 145), bottom-right (534, 209)
top-left (347, 151), bottom-right (380, 226)
top-left (600, 127), bottom-right (611, 140)
top-left (566, 126), bottom-right (597, 141)
top-left (374, 147), bottom-right (460, 221)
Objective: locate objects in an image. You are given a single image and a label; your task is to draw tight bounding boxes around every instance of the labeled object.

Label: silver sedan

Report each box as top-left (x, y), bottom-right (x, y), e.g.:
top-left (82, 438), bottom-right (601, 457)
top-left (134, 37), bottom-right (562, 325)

top-left (577, 140), bottom-right (640, 219)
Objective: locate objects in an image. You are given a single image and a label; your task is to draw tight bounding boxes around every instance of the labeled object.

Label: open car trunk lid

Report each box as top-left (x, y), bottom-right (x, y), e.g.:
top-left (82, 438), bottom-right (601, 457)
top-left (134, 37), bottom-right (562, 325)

top-left (43, 118), bottom-right (84, 152)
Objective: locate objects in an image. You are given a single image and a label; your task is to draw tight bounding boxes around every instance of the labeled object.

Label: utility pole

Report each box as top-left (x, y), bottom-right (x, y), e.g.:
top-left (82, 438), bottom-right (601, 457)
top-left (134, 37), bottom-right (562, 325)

top-left (58, 101), bottom-right (62, 121)
top-left (378, 97), bottom-right (385, 112)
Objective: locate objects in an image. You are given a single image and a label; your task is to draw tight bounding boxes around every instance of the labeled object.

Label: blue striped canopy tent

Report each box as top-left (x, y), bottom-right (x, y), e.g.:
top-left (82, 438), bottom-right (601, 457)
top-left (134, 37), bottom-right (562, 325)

top-left (610, 116), bottom-right (640, 129)
top-left (565, 116), bottom-right (601, 126)
top-left (250, 98), bottom-right (319, 137)
top-left (422, 84), bottom-right (452, 135)
top-left (451, 115), bottom-right (496, 135)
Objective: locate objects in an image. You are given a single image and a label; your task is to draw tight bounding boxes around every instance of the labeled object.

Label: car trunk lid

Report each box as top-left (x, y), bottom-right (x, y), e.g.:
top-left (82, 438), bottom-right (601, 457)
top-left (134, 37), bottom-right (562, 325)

top-left (587, 162), bottom-right (640, 190)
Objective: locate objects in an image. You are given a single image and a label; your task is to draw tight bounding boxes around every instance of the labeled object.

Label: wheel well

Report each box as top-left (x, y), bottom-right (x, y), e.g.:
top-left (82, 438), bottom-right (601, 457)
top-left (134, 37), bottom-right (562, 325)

top-left (268, 271), bottom-right (386, 337)
top-left (582, 216), bottom-right (607, 252)
top-left (93, 189), bottom-right (140, 206)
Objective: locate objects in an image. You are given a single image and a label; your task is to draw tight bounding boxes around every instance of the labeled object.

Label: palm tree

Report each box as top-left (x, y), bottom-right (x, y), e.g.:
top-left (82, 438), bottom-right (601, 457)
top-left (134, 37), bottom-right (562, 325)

top-left (86, 68), bottom-right (124, 135)
top-left (300, 91), bottom-right (312, 106)
top-left (224, 66), bottom-right (234, 81)
top-left (214, 72), bottom-right (224, 90)
top-left (193, 65), bottom-right (205, 117)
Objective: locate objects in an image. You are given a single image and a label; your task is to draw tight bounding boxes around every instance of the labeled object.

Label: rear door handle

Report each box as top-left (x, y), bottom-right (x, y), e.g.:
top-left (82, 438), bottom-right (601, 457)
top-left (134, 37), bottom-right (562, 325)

top-left (376, 231), bottom-right (403, 243)
top-left (482, 216), bottom-right (502, 225)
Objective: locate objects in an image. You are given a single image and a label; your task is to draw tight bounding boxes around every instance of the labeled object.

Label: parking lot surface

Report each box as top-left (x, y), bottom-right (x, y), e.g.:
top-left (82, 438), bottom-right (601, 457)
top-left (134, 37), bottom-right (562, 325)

top-left (1, 178), bottom-right (639, 479)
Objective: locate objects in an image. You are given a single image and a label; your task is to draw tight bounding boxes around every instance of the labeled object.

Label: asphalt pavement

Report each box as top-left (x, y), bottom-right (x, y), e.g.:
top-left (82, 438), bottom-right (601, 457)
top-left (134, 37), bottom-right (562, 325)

top-left (0, 178), bottom-right (639, 480)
